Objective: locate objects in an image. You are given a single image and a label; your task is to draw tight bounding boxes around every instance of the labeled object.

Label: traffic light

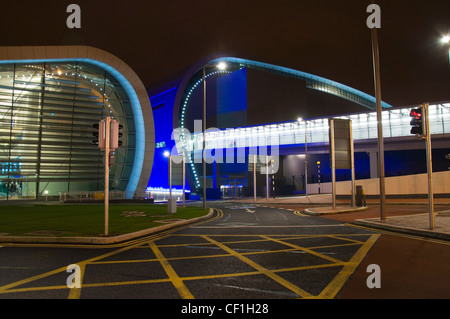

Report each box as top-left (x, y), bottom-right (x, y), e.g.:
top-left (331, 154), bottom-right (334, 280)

top-left (118, 124), bottom-right (123, 147)
top-left (110, 121), bottom-right (123, 150)
top-left (410, 107), bottom-right (424, 137)
top-left (92, 120), bottom-right (106, 149)
top-left (110, 120), bottom-right (119, 150)
top-left (94, 118), bottom-right (122, 151)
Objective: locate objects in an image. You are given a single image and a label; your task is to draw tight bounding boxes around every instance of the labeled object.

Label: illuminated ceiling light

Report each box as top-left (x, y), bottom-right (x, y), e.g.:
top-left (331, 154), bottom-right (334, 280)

top-left (163, 150), bottom-right (170, 157)
top-left (442, 35), bottom-right (450, 44)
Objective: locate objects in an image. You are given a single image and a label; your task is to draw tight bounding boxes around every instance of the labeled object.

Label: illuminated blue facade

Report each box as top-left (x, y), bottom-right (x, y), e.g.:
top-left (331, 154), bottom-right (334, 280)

top-left (147, 56), bottom-right (449, 198)
top-left (147, 57), bottom-right (370, 194)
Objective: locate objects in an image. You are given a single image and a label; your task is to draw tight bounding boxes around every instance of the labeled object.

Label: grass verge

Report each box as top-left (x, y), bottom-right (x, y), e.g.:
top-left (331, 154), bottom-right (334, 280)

top-left (0, 204), bottom-right (209, 237)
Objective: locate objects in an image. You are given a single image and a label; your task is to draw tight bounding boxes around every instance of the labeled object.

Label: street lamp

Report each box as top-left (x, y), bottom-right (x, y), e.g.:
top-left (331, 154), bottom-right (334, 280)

top-left (370, 20), bottom-right (386, 221)
top-left (298, 117), bottom-right (308, 197)
top-left (442, 35), bottom-right (450, 65)
top-left (217, 62), bottom-right (227, 70)
top-left (201, 61), bottom-right (227, 209)
top-left (163, 150), bottom-right (171, 199)
top-left (164, 150), bottom-right (175, 213)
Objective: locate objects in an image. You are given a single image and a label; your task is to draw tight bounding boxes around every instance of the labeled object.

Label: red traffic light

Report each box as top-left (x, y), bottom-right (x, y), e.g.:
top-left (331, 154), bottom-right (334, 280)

top-left (409, 107), bottom-right (426, 137)
top-left (410, 108), bottom-right (422, 118)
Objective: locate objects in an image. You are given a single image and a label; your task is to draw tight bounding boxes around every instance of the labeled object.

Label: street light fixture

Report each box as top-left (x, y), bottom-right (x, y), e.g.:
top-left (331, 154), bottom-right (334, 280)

top-left (201, 61), bottom-right (227, 209)
top-left (298, 117), bottom-right (308, 197)
top-left (164, 150), bottom-right (175, 212)
top-left (442, 35), bottom-right (450, 65)
top-left (370, 20), bottom-right (386, 221)
top-left (217, 62), bottom-right (227, 70)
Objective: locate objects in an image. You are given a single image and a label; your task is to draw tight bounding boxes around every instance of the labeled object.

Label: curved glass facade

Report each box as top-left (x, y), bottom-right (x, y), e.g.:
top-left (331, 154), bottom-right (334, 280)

top-left (0, 61), bottom-right (135, 199)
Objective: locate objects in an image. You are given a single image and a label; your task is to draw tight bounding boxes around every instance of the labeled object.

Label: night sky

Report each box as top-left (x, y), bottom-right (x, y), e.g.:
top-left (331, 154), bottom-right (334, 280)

top-left (1, 0), bottom-right (449, 109)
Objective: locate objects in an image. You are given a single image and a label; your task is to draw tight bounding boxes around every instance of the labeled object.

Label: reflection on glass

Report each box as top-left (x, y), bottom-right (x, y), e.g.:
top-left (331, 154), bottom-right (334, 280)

top-left (0, 62), bottom-right (134, 200)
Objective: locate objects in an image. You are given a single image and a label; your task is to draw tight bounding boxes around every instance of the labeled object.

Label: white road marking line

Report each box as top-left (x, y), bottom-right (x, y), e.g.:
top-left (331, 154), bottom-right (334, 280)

top-left (191, 224), bottom-right (347, 228)
top-left (275, 211), bottom-right (288, 220)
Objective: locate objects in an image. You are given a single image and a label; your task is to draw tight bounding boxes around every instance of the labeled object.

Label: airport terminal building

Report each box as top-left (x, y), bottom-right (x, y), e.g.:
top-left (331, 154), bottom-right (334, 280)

top-left (0, 46), bottom-right (154, 200)
top-left (148, 56), bottom-right (450, 199)
top-left (1, 46), bottom-right (449, 201)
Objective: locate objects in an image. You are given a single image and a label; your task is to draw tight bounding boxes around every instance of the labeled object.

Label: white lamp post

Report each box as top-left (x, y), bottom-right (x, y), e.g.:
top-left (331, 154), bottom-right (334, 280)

top-left (442, 35), bottom-right (450, 65)
top-left (201, 61), bottom-right (227, 209)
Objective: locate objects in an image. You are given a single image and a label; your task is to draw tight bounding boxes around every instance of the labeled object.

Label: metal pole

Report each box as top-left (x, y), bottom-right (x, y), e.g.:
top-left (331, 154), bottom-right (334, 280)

top-left (169, 154), bottom-right (172, 206)
top-left (272, 160), bottom-right (275, 199)
top-left (266, 157), bottom-right (269, 199)
top-left (317, 162), bottom-right (321, 194)
top-left (371, 23), bottom-right (386, 221)
top-left (447, 44), bottom-right (450, 66)
top-left (330, 119), bottom-right (336, 210)
top-left (350, 120), bottom-right (356, 207)
top-left (182, 155), bottom-right (185, 207)
top-left (104, 116), bottom-right (110, 236)
top-left (424, 103), bottom-right (435, 229)
top-left (202, 66), bottom-right (207, 209)
top-left (253, 154), bottom-right (257, 202)
top-left (304, 121), bottom-right (308, 197)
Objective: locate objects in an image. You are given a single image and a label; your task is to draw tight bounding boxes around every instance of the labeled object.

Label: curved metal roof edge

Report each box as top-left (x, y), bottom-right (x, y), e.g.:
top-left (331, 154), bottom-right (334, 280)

top-left (209, 57), bottom-right (393, 110)
top-left (172, 55), bottom-right (394, 191)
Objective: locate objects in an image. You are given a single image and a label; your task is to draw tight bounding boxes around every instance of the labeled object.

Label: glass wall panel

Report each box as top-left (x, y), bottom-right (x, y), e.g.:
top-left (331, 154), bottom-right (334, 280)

top-left (0, 61), bottom-right (135, 200)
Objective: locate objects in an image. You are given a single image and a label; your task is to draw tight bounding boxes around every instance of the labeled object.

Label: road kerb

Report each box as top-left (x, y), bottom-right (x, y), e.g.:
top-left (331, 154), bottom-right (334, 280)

top-left (0, 208), bottom-right (214, 245)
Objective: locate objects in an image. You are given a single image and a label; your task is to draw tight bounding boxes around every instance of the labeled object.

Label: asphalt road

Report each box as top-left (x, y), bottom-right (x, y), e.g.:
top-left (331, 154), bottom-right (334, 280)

top-left (0, 201), bottom-right (449, 304)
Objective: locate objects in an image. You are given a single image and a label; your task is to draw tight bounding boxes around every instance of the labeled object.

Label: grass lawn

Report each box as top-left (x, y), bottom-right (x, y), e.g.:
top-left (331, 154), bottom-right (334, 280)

top-left (0, 204), bottom-right (209, 237)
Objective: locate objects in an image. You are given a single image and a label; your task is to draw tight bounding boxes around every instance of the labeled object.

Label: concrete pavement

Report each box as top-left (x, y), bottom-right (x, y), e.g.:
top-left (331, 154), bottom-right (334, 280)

top-left (232, 194), bottom-right (450, 241)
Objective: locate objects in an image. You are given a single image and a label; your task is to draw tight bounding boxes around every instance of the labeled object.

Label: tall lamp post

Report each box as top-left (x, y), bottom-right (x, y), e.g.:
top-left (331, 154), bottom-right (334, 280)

top-left (442, 35), bottom-right (450, 65)
top-left (298, 117), bottom-right (308, 197)
top-left (163, 150), bottom-right (171, 203)
top-left (370, 20), bottom-right (386, 221)
top-left (202, 61), bottom-right (227, 209)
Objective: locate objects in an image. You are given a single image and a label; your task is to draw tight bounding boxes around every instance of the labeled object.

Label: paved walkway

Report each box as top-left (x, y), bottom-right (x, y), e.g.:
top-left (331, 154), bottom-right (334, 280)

top-left (232, 194), bottom-right (450, 241)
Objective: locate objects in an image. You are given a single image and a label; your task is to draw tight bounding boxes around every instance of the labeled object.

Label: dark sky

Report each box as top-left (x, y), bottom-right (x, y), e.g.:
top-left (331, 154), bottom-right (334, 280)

top-left (1, 0), bottom-right (449, 107)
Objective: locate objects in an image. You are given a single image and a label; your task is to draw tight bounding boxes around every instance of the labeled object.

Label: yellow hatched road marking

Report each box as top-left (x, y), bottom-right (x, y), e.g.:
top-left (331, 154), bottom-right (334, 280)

top-left (0, 205), bottom-right (377, 299)
top-left (148, 241), bottom-right (194, 299)
top-left (0, 265), bottom-right (69, 294)
top-left (260, 235), bottom-right (342, 264)
top-left (67, 262), bottom-right (85, 299)
top-left (0, 209), bottom-right (223, 297)
top-left (201, 235), bottom-right (313, 299)
top-left (318, 233), bottom-right (381, 299)
top-left (0, 226), bottom-right (188, 296)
